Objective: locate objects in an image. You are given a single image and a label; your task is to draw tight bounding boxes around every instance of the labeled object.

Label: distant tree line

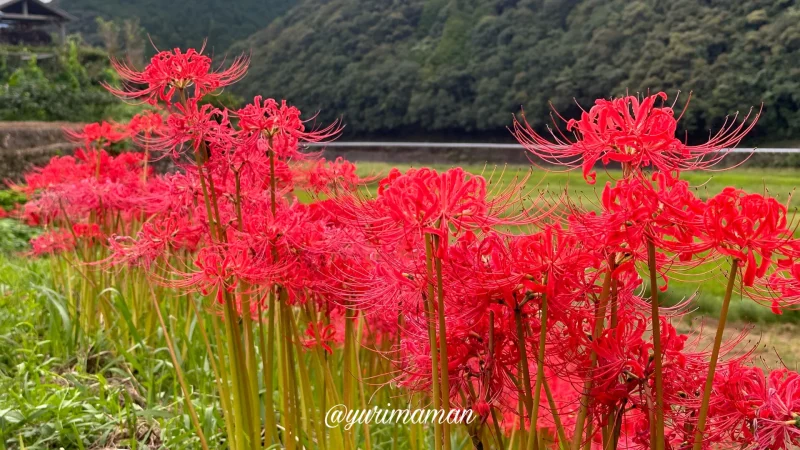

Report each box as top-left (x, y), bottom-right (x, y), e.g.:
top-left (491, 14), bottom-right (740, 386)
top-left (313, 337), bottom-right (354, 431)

top-left (232, 0), bottom-right (800, 143)
top-left (57, 0), bottom-right (296, 56)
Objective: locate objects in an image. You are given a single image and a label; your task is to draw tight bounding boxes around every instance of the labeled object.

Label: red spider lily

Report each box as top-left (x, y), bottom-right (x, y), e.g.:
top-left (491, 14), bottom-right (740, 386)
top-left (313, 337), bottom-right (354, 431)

top-left (72, 223), bottom-right (104, 240)
top-left (19, 154), bottom-right (91, 192)
top-left (508, 226), bottom-right (601, 302)
top-left (493, 365), bottom-right (585, 440)
top-left (168, 245), bottom-right (241, 300)
top-left (108, 215), bottom-right (203, 269)
top-left (590, 311), bottom-right (653, 408)
top-left (601, 173), bottom-right (705, 243)
top-left (371, 167), bottom-right (546, 251)
top-left (30, 229), bottom-right (75, 256)
top-left (152, 99), bottom-right (234, 160)
top-left (28, 44), bottom-right (800, 450)
top-left (19, 149), bottom-right (150, 229)
top-left (134, 172), bottom-right (204, 216)
top-left (236, 96), bottom-right (342, 160)
top-left (303, 321), bottom-right (338, 354)
top-left (127, 111), bottom-right (165, 139)
top-left (300, 157), bottom-right (369, 193)
top-left (710, 364), bottom-right (800, 449)
top-left (64, 121), bottom-right (128, 149)
top-left (697, 187), bottom-right (794, 286)
top-left (588, 172), bottom-right (707, 280)
top-left (20, 149), bottom-right (146, 192)
top-left (472, 400), bottom-right (492, 420)
top-left (765, 263), bottom-right (800, 314)
top-left (106, 47), bottom-right (249, 105)
top-left (513, 92), bottom-right (760, 183)
top-left (748, 369), bottom-right (800, 449)
top-left (377, 167), bottom-right (487, 231)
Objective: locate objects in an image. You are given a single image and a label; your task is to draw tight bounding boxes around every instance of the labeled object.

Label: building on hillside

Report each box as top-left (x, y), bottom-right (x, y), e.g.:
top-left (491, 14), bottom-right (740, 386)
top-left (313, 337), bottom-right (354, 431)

top-left (0, 0), bottom-right (74, 46)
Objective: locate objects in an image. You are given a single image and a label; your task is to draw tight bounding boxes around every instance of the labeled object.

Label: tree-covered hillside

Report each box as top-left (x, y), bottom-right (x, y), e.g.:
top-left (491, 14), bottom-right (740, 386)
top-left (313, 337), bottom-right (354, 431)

top-left (56, 0), bottom-right (296, 54)
top-left (0, 42), bottom-right (124, 122)
top-left (232, 0), bottom-right (800, 141)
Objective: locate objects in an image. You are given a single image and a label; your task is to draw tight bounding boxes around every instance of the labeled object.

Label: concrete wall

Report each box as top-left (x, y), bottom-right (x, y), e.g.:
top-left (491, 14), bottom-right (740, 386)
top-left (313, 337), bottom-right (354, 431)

top-left (319, 145), bottom-right (532, 166)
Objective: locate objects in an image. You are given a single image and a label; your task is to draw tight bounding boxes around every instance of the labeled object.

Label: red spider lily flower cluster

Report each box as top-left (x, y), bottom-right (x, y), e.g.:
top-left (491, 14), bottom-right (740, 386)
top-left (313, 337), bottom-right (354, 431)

top-left (106, 46), bottom-right (249, 105)
top-left (699, 187), bottom-right (794, 286)
top-left (64, 121), bottom-right (129, 149)
top-left (127, 110), bottom-right (165, 140)
top-left (15, 146), bottom-right (151, 256)
top-left (699, 363), bottom-right (800, 449)
top-left (18, 48), bottom-right (800, 450)
top-left (513, 92), bottom-right (760, 183)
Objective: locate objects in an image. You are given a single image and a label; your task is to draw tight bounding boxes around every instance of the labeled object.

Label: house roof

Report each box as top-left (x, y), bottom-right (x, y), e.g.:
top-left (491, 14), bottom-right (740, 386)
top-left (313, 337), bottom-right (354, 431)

top-left (0, 0), bottom-right (76, 22)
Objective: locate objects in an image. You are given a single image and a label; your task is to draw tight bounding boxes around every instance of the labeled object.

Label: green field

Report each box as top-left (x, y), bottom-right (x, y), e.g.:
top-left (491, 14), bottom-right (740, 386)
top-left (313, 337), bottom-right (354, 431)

top-left (356, 162), bottom-right (800, 203)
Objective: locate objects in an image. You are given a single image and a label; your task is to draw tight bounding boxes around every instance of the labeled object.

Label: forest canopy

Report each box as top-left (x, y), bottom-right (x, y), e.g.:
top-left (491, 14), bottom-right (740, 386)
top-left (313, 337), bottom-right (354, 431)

top-left (57, 0), bottom-right (296, 54)
top-left (46, 0), bottom-right (800, 142)
top-left (231, 0), bottom-right (800, 142)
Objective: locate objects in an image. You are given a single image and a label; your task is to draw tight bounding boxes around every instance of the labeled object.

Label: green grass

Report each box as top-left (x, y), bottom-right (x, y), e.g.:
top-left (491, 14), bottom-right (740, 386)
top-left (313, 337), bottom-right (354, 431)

top-left (0, 190), bottom-right (37, 254)
top-left (355, 162), bottom-right (800, 201)
top-left (0, 250), bottom-right (423, 449)
top-left (0, 191), bottom-right (26, 213)
top-left (0, 219), bottom-right (38, 254)
top-left (0, 255), bottom-right (217, 449)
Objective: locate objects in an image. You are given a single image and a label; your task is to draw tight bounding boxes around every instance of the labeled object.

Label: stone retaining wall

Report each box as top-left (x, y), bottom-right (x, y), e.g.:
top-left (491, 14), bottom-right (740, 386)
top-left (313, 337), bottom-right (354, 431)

top-left (319, 145), bottom-right (532, 166)
top-left (0, 122), bottom-right (80, 182)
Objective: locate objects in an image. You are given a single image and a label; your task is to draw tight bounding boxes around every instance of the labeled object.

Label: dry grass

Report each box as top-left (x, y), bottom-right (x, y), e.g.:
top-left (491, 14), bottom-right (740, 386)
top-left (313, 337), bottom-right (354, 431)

top-left (675, 318), bottom-right (800, 370)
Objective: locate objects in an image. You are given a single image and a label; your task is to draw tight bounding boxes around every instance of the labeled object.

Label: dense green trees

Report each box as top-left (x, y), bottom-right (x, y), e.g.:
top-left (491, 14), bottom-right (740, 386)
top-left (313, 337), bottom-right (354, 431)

top-left (46, 0), bottom-right (800, 141)
top-left (230, 0), bottom-right (800, 141)
top-left (0, 42), bottom-right (121, 122)
top-left (57, 0), bottom-right (296, 55)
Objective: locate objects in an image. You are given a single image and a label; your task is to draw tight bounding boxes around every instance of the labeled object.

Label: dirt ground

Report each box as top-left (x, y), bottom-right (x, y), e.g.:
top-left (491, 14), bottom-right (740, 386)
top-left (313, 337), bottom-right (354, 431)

top-left (675, 318), bottom-right (800, 371)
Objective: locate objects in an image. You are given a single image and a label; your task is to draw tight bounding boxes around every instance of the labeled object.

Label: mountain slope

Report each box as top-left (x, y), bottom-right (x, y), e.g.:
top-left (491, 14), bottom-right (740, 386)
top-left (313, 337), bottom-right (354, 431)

top-left (233, 0), bottom-right (800, 140)
top-left (57, 0), bottom-right (296, 53)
